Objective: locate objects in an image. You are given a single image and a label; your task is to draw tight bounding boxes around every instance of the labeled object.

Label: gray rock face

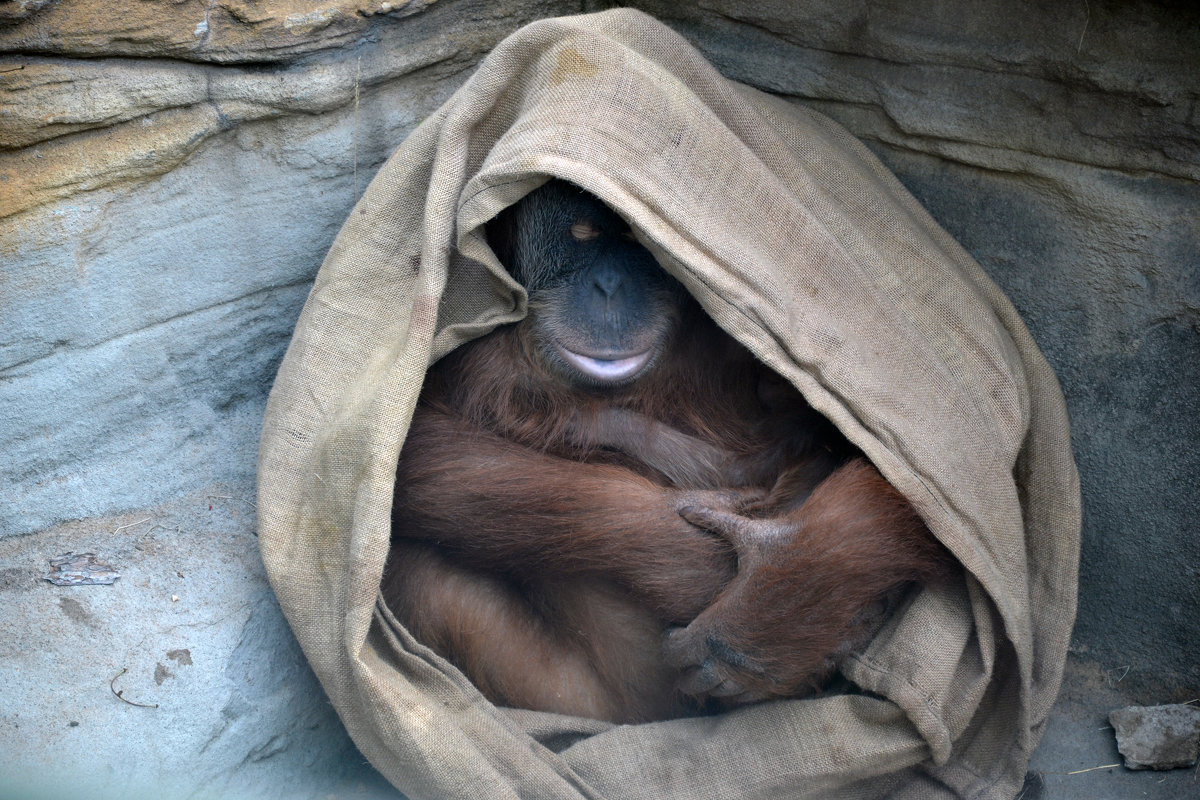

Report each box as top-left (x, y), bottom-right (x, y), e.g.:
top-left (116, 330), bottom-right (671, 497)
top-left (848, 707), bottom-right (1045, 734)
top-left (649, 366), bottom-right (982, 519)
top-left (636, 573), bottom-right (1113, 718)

top-left (0, 0), bottom-right (441, 63)
top-left (1, 0), bottom-right (567, 536)
top-left (1, 2), bottom-right (572, 798)
top-left (0, 493), bottom-right (396, 799)
top-left (1110, 704), bottom-right (1200, 770)
top-left (2, 0), bottom-right (1198, 798)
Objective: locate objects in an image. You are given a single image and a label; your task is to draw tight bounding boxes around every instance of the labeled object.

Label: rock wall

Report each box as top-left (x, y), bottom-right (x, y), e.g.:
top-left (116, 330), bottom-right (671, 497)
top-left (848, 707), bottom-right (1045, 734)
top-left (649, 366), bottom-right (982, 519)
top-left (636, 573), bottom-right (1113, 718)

top-left (1, 2), bottom-right (575, 798)
top-left (1, 0), bottom-right (569, 536)
top-left (2, 1), bottom-right (1197, 798)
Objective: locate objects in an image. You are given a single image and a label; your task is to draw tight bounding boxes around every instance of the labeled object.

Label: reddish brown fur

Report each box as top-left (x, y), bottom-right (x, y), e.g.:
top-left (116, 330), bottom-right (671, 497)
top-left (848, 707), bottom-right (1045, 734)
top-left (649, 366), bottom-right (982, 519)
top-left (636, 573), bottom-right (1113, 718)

top-left (666, 459), bottom-right (949, 703)
top-left (384, 540), bottom-right (685, 720)
top-left (385, 301), bottom-right (953, 723)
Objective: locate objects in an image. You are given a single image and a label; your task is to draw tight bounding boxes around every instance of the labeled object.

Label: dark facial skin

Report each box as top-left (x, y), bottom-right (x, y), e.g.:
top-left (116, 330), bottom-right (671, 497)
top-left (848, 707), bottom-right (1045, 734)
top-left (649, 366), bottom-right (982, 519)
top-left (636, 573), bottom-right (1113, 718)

top-left (489, 181), bottom-right (685, 389)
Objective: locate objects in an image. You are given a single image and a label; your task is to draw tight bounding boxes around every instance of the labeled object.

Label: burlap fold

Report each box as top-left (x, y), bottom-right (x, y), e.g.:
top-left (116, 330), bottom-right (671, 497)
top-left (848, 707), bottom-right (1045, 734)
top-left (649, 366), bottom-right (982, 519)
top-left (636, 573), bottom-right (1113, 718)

top-left (258, 9), bottom-right (1080, 799)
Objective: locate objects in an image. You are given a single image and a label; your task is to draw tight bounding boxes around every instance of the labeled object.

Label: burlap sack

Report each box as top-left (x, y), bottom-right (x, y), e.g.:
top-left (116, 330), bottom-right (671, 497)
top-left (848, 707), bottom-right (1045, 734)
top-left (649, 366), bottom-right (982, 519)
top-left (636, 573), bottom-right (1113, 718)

top-left (258, 9), bottom-right (1080, 799)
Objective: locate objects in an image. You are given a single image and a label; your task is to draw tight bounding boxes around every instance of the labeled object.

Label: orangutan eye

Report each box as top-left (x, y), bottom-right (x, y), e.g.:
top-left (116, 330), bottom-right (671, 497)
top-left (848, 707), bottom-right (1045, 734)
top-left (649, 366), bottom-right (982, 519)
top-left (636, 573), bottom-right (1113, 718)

top-left (570, 220), bottom-right (601, 241)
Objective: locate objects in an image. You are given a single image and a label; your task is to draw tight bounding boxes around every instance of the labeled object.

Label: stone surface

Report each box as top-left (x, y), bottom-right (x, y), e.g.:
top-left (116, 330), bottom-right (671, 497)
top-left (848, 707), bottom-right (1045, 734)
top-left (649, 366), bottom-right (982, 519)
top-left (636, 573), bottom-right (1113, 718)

top-left (1110, 704), bottom-right (1200, 771)
top-left (2, 0), bottom-right (570, 537)
top-left (634, 0), bottom-right (1200, 182)
top-left (2, 0), bottom-right (1198, 798)
top-left (0, 0), bottom-right (440, 63)
top-left (1028, 662), bottom-right (1200, 798)
top-left (0, 491), bottom-right (400, 799)
top-left (0, 2), bottom-right (551, 217)
top-left (1, 2), bottom-right (572, 798)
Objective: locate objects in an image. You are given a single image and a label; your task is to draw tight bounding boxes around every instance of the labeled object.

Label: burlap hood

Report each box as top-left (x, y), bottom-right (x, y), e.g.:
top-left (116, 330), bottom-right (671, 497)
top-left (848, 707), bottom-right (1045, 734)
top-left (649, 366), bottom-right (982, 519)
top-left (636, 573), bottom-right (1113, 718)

top-left (258, 9), bottom-right (1080, 799)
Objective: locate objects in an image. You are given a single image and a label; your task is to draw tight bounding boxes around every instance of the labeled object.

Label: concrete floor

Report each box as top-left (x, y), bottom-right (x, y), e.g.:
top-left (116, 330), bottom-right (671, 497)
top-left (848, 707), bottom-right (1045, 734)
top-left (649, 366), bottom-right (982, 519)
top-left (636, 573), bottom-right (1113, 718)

top-left (1025, 660), bottom-right (1199, 799)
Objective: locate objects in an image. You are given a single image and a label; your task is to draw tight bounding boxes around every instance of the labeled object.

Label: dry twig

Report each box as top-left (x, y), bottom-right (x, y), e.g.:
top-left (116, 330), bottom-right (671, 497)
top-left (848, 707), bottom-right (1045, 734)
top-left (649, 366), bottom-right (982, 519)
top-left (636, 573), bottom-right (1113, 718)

top-left (110, 668), bottom-right (159, 709)
top-left (1066, 763), bottom-right (1119, 775)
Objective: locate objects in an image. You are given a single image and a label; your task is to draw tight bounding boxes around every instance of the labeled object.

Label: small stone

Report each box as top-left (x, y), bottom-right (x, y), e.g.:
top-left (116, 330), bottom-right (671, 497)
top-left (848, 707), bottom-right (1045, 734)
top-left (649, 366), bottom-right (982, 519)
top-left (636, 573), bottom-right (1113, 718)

top-left (44, 552), bottom-right (119, 586)
top-left (1109, 704), bottom-right (1200, 770)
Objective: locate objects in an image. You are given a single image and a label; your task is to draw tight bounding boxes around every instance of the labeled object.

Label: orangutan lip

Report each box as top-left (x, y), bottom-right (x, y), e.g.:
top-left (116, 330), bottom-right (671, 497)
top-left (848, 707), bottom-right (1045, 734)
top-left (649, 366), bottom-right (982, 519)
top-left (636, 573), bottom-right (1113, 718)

top-left (557, 345), bottom-right (653, 382)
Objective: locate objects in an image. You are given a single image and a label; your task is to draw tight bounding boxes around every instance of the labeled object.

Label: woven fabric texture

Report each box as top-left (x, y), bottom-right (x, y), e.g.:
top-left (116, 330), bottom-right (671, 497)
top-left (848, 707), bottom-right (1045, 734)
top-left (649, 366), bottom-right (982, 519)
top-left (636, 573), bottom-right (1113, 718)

top-left (258, 9), bottom-right (1080, 799)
